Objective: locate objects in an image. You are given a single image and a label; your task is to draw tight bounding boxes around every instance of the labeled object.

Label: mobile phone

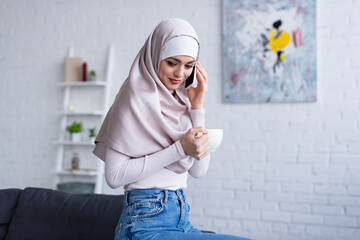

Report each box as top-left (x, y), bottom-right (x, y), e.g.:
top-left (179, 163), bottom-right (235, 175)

top-left (185, 64), bottom-right (197, 88)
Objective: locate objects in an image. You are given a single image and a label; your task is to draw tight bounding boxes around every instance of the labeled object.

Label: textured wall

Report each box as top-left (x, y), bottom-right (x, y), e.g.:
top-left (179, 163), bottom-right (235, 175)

top-left (1, 0), bottom-right (359, 239)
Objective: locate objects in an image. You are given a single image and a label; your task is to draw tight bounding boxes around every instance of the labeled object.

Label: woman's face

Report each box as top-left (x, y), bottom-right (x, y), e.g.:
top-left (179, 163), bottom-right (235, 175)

top-left (158, 55), bottom-right (196, 90)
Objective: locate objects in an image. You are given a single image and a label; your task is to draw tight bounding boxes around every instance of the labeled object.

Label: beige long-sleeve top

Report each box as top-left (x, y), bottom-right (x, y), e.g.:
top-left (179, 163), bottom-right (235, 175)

top-left (104, 108), bottom-right (210, 191)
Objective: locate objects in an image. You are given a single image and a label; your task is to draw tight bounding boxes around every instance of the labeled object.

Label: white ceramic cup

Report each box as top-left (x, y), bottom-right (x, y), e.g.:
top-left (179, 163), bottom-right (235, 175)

top-left (207, 129), bottom-right (223, 152)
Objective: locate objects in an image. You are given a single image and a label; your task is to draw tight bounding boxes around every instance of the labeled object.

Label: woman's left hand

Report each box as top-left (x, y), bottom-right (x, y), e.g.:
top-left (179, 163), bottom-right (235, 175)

top-left (187, 61), bottom-right (208, 109)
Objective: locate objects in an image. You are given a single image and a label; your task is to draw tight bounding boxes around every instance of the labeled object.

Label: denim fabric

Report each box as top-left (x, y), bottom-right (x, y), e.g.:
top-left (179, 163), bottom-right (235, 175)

top-left (115, 189), bottom-right (251, 240)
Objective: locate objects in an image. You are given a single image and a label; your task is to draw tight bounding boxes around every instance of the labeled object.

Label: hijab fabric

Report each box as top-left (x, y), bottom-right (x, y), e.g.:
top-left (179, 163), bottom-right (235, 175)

top-left (161, 36), bottom-right (198, 60)
top-left (93, 18), bottom-right (200, 173)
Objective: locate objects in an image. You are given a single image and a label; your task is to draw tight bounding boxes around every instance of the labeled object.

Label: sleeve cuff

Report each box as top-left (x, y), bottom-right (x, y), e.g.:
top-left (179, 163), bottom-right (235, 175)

top-left (174, 140), bottom-right (187, 158)
top-left (188, 108), bottom-right (205, 127)
top-left (189, 108), bottom-right (205, 115)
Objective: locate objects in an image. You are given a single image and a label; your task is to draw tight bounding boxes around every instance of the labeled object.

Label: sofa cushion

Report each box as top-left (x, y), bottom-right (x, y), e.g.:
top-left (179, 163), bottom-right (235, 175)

top-left (0, 189), bottom-right (21, 240)
top-left (7, 187), bottom-right (124, 240)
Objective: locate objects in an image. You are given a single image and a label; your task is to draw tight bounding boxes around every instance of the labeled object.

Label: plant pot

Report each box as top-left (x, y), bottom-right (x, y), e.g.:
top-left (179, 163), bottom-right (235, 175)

top-left (90, 136), bottom-right (96, 143)
top-left (71, 133), bottom-right (82, 142)
top-left (90, 75), bottom-right (97, 81)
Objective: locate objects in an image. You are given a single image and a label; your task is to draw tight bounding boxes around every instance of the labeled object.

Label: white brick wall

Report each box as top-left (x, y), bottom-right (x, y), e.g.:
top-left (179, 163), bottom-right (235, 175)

top-left (1, 0), bottom-right (360, 239)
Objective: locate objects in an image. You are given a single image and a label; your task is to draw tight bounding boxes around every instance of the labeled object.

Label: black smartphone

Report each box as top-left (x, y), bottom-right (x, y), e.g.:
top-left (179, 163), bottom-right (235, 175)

top-left (185, 65), bottom-right (196, 88)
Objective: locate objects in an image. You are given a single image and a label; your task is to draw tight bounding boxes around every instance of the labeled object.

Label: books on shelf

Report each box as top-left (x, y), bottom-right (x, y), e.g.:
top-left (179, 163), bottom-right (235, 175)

top-left (65, 57), bottom-right (83, 82)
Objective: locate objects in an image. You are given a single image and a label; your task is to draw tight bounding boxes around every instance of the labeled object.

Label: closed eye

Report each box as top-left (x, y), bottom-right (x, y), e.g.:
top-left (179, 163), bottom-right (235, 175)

top-left (166, 60), bottom-right (177, 67)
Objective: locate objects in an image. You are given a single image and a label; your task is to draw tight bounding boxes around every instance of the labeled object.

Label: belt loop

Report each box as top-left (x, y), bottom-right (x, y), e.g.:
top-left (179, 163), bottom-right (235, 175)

top-left (124, 191), bottom-right (129, 205)
top-left (164, 189), bottom-right (168, 204)
top-left (182, 189), bottom-right (186, 201)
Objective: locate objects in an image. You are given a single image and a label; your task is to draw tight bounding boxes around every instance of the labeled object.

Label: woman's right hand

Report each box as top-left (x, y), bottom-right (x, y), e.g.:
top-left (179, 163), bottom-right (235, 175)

top-left (180, 127), bottom-right (210, 160)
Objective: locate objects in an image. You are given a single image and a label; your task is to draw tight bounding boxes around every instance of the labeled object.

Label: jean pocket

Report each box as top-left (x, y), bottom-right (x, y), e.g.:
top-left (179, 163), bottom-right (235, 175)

top-left (129, 199), bottom-right (164, 220)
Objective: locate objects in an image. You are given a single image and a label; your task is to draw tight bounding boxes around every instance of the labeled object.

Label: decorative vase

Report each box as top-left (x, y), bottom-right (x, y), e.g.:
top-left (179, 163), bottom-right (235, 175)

top-left (71, 152), bottom-right (80, 170)
top-left (71, 133), bottom-right (82, 142)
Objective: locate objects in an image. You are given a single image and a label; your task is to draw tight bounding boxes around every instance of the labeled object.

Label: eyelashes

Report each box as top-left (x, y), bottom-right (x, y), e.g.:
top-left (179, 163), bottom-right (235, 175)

top-left (166, 60), bottom-right (177, 67)
top-left (166, 60), bottom-right (194, 69)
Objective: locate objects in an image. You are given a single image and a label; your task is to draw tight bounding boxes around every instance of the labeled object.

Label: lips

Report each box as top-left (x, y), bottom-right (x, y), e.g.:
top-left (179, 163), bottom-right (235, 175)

top-left (169, 78), bottom-right (182, 85)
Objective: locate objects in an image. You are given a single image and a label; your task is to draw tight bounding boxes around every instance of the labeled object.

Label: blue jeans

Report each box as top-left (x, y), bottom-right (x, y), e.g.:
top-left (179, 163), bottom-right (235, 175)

top-left (114, 189), bottom-right (252, 240)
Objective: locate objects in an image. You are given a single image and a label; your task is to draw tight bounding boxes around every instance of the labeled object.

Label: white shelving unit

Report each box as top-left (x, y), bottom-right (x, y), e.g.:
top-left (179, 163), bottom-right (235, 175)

top-left (53, 45), bottom-right (114, 194)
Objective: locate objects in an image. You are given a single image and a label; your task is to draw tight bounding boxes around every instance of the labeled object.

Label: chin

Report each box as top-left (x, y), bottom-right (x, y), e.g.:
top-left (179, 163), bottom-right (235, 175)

top-left (166, 86), bottom-right (178, 91)
top-left (166, 82), bottom-right (183, 90)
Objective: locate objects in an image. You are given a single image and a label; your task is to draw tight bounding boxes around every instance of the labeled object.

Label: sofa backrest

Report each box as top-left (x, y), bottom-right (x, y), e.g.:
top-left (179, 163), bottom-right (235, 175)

top-left (0, 189), bottom-right (22, 240)
top-left (4, 187), bottom-right (124, 240)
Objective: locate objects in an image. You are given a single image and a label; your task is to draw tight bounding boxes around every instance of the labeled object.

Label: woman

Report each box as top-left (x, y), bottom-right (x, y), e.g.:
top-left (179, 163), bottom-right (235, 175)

top-left (94, 18), bottom-right (251, 240)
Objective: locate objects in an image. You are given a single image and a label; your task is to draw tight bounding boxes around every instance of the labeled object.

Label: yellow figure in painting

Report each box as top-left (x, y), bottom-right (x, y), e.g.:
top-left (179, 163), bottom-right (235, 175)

top-left (263, 19), bottom-right (291, 73)
top-left (267, 28), bottom-right (291, 60)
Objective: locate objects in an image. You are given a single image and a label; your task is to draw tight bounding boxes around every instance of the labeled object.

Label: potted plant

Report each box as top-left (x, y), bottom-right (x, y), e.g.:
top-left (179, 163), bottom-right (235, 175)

top-left (66, 121), bottom-right (83, 142)
top-left (88, 127), bottom-right (96, 143)
top-left (89, 70), bottom-right (96, 81)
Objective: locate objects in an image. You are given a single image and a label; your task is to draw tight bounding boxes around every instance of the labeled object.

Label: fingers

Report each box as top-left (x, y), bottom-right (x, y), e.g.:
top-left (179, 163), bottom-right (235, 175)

top-left (192, 128), bottom-right (210, 160)
top-left (191, 127), bottom-right (207, 139)
top-left (197, 151), bottom-right (210, 160)
top-left (196, 132), bottom-right (210, 145)
top-left (196, 62), bottom-right (208, 83)
top-left (192, 127), bottom-right (209, 147)
top-left (182, 127), bottom-right (210, 160)
top-left (195, 145), bottom-right (210, 160)
top-left (196, 62), bottom-right (208, 92)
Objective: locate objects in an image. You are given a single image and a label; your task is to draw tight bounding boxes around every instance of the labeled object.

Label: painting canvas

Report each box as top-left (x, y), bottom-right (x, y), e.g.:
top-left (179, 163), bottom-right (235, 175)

top-left (222, 0), bottom-right (316, 103)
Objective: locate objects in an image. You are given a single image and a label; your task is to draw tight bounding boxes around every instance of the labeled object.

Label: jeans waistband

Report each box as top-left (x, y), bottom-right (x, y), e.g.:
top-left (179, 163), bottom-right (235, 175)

top-left (124, 189), bottom-right (186, 204)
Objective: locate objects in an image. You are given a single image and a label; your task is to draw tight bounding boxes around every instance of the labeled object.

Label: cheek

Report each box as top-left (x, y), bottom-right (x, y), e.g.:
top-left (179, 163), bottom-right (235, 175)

top-left (158, 64), bottom-right (171, 78)
top-left (162, 68), bottom-right (172, 77)
top-left (184, 69), bottom-right (193, 79)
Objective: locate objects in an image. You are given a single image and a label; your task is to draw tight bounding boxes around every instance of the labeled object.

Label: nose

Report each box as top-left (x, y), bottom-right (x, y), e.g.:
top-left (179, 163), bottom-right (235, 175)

top-left (174, 66), bottom-right (185, 79)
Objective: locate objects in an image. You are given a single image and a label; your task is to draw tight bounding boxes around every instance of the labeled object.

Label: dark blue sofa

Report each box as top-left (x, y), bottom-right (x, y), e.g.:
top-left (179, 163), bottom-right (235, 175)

top-left (0, 187), bottom-right (124, 240)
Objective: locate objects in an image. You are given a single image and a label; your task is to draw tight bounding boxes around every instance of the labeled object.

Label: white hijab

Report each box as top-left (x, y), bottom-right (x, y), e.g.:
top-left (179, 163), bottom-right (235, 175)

top-left (93, 18), bottom-right (200, 173)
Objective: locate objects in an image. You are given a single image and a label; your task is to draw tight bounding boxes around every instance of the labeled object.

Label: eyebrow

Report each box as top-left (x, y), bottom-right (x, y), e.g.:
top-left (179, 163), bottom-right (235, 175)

top-left (168, 57), bottom-right (196, 64)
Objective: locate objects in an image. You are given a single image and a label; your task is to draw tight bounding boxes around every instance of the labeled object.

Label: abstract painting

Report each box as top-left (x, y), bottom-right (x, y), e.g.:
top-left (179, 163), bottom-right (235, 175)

top-left (222, 0), bottom-right (316, 103)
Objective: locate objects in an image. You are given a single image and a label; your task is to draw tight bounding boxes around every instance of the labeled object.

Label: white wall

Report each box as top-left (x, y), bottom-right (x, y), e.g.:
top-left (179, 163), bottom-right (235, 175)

top-left (1, 0), bottom-right (360, 239)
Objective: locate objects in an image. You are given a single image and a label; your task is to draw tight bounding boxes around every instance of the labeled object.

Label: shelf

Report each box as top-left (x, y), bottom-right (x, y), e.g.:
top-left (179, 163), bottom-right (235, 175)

top-left (56, 81), bottom-right (106, 87)
top-left (55, 169), bottom-right (98, 177)
top-left (59, 111), bottom-right (105, 116)
top-left (54, 44), bottom-right (114, 194)
top-left (53, 140), bottom-right (95, 146)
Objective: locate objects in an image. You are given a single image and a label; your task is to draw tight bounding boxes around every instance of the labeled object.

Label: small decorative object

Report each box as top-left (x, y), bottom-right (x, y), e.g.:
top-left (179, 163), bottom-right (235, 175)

top-left (71, 152), bottom-right (80, 170)
top-left (89, 70), bottom-right (97, 81)
top-left (67, 104), bottom-right (75, 112)
top-left (82, 62), bottom-right (87, 81)
top-left (88, 128), bottom-right (96, 143)
top-left (66, 121), bottom-right (83, 142)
